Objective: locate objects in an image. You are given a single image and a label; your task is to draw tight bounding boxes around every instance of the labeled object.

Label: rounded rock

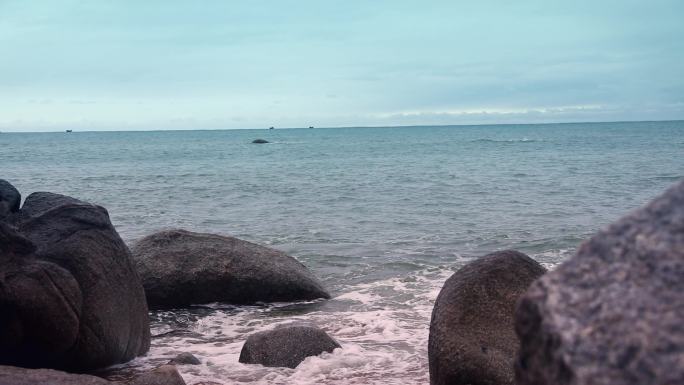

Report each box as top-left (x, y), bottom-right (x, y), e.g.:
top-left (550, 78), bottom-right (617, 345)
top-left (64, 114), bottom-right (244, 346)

top-left (429, 250), bottom-right (546, 385)
top-left (132, 229), bottom-right (330, 309)
top-left (239, 325), bottom-right (340, 368)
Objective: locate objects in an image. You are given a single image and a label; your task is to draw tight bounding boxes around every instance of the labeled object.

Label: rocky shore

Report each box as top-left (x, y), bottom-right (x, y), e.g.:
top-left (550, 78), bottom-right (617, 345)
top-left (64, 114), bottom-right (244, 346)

top-left (1, 178), bottom-right (683, 384)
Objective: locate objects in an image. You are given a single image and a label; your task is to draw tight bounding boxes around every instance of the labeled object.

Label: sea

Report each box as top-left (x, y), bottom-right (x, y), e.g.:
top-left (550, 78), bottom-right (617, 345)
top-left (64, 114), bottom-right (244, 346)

top-left (1, 120), bottom-right (683, 384)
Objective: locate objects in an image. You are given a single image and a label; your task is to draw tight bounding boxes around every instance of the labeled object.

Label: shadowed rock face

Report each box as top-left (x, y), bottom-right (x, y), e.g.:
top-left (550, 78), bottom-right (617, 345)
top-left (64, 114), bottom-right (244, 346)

top-left (0, 180), bottom-right (20, 220)
top-left (0, 184), bottom-right (150, 371)
top-left (516, 180), bottom-right (684, 385)
top-left (239, 325), bottom-right (340, 368)
top-left (132, 229), bottom-right (330, 309)
top-left (428, 250), bottom-right (546, 385)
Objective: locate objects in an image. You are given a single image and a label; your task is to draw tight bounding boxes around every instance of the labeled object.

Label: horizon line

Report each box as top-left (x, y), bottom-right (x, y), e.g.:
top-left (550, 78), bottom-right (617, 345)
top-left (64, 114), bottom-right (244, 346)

top-left (1, 118), bottom-right (683, 134)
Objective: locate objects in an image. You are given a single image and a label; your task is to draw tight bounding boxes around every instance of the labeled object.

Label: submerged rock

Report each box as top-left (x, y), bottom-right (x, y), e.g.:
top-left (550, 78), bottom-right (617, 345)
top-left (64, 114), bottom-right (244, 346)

top-left (124, 365), bottom-right (186, 385)
top-left (239, 325), bottom-right (340, 368)
top-left (0, 184), bottom-right (150, 371)
top-left (168, 352), bottom-right (201, 366)
top-left (516, 180), bottom-right (684, 385)
top-left (132, 229), bottom-right (330, 309)
top-left (252, 139), bottom-right (269, 144)
top-left (429, 250), bottom-right (546, 385)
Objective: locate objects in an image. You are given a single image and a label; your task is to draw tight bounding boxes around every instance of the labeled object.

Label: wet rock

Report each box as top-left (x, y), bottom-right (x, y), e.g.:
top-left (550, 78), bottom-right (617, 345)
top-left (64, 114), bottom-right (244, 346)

top-left (252, 139), bottom-right (269, 144)
top-left (0, 365), bottom-right (110, 385)
top-left (0, 186), bottom-right (150, 371)
top-left (168, 352), bottom-right (201, 366)
top-left (124, 365), bottom-right (186, 385)
top-left (239, 325), bottom-right (340, 368)
top-left (516, 180), bottom-right (684, 385)
top-left (132, 229), bottom-right (330, 309)
top-left (428, 250), bottom-right (546, 385)
top-left (0, 179), bottom-right (20, 219)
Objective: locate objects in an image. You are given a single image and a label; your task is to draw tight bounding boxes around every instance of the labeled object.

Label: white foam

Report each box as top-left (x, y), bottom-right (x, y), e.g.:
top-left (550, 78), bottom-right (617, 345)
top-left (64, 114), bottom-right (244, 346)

top-left (128, 267), bottom-right (455, 384)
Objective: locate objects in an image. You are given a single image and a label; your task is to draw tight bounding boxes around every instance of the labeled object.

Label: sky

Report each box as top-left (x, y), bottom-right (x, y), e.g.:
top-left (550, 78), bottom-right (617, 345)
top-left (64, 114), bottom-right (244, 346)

top-left (0, 0), bottom-right (683, 131)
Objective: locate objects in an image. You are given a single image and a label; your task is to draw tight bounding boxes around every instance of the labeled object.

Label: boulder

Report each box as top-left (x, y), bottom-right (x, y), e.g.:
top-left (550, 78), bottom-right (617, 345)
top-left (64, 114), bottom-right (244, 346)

top-left (0, 186), bottom-right (150, 371)
top-left (239, 325), bottom-right (340, 368)
top-left (428, 250), bottom-right (546, 385)
top-left (0, 179), bottom-right (20, 219)
top-left (168, 352), bottom-right (201, 366)
top-left (252, 139), bottom-right (269, 144)
top-left (0, 365), bottom-right (110, 385)
top-left (516, 180), bottom-right (684, 385)
top-left (131, 229), bottom-right (330, 309)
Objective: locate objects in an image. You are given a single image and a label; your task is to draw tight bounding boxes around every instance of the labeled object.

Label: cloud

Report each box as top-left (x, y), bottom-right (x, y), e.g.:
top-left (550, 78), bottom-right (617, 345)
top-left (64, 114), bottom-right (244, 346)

top-left (0, 0), bottom-right (682, 131)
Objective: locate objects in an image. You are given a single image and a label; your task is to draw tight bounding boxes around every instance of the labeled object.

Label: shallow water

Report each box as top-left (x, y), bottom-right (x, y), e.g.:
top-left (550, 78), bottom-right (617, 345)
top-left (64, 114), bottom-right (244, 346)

top-left (2, 121), bottom-right (683, 384)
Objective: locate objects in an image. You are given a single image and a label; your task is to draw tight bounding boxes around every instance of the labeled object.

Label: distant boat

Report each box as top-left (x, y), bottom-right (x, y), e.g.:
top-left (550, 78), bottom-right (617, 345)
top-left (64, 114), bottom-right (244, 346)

top-left (65, 130), bottom-right (73, 133)
top-left (309, 126), bottom-right (314, 129)
top-left (269, 126), bottom-right (274, 130)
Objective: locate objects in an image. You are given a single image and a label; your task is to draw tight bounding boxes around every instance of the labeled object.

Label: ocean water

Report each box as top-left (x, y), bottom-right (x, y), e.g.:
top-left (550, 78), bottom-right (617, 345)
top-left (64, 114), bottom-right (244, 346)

top-left (1, 121), bottom-right (683, 384)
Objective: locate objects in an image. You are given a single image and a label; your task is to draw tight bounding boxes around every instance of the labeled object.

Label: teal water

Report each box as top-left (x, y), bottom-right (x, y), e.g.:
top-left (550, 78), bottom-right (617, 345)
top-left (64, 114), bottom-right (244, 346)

top-left (2, 121), bottom-right (683, 384)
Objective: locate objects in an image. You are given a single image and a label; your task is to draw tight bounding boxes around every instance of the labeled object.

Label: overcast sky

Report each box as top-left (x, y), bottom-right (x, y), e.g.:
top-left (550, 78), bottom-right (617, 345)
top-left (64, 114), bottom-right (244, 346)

top-left (1, 0), bottom-right (683, 131)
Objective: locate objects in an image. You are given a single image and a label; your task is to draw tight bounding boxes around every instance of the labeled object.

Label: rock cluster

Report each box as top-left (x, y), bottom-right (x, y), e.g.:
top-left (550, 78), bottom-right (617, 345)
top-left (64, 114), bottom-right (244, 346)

top-left (0, 179), bottom-right (333, 383)
top-left (6, 175), bottom-right (683, 385)
top-left (0, 183), bottom-right (150, 371)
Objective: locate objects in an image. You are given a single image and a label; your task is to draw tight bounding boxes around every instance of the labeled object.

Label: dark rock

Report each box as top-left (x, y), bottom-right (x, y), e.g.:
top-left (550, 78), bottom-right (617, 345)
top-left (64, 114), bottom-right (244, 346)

top-left (0, 179), bottom-right (20, 219)
top-left (124, 365), bottom-right (186, 385)
top-left (168, 352), bottom-right (201, 366)
top-left (131, 229), bottom-right (330, 309)
top-left (252, 139), bottom-right (269, 144)
top-left (0, 365), bottom-right (110, 385)
top-left (0, 188), bottom-right (150, 371)
top-left (0, 222), bottom-right (34, 255)
top-left (239, 325), bottom-right (340, 368)
top-left (428, 250), bottom-right (546, 385)
top-left (516, 180), bottom-right (684, 385)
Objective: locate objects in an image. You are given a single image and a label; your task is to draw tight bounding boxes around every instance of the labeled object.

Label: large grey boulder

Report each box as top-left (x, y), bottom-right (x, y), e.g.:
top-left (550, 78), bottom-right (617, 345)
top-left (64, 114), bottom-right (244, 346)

top-left (239, 325), bottom-right (340, 368)
top-left (516, 180), bottom-right (684, 385)
top-left (428, 250), bottom-right (546, 385)
top-left (0, 186), bottom-right (150, 371)
top-left (0, 179), bottom-right (20, 219)
top-left (132, 229), bottom-right (330, 309)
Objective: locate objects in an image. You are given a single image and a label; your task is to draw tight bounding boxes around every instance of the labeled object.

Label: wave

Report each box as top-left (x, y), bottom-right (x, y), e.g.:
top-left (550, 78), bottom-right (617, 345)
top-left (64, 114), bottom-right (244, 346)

top-left (471, 138), bottom-right (540, 143)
